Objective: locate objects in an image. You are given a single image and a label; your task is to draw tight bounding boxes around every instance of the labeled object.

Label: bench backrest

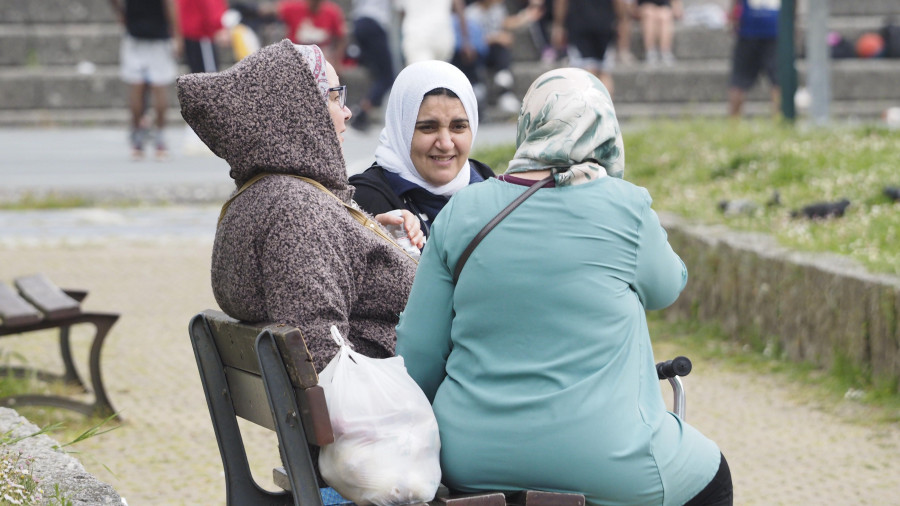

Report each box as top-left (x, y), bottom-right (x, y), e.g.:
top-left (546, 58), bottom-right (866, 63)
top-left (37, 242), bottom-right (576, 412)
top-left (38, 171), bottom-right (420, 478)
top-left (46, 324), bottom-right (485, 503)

top-left (189, 309), bottom-right (333, 506)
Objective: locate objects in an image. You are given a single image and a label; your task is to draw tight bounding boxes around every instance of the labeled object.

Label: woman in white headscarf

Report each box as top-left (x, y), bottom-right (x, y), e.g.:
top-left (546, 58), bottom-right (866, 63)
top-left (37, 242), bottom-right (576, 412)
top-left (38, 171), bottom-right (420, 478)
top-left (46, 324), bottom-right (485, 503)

top-left (395, 68), bottom-right (732, 505)
top-left (349, 60), bottom-right (496, 239)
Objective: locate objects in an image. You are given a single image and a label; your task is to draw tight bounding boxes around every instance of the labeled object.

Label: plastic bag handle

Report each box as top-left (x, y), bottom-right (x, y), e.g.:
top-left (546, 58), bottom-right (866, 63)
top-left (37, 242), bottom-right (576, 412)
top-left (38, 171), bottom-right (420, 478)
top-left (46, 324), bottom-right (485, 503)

top-left (330, 325), bottom-right (346, 347)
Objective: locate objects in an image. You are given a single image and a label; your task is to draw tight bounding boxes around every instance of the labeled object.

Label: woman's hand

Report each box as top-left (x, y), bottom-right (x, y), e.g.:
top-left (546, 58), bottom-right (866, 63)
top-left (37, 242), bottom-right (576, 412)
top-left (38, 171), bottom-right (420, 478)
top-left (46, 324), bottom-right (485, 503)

top-left (375, 210), bottom-right (425, 250)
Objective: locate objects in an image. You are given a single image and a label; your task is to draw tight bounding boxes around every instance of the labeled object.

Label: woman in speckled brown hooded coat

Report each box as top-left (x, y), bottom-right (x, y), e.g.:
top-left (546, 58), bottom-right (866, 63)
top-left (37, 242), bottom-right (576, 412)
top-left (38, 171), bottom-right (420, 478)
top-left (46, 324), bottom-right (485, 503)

top-left (177, 39), bottom-right (417, 371)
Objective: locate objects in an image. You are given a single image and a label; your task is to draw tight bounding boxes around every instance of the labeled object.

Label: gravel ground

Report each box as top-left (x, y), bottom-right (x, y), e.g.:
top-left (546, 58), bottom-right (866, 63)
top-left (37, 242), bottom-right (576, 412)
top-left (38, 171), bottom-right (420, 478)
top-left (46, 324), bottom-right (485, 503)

top-left (1, 237), bottom-right (899, 505)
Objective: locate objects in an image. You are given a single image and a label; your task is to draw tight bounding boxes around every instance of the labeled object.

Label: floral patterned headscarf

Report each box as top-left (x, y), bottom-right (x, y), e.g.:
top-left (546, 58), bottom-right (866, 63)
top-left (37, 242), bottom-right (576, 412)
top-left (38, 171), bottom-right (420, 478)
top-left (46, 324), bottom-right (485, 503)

top-left (292, 44), bottom-right (330, 100)
top-left (506, 68), bottom-right (624, 186)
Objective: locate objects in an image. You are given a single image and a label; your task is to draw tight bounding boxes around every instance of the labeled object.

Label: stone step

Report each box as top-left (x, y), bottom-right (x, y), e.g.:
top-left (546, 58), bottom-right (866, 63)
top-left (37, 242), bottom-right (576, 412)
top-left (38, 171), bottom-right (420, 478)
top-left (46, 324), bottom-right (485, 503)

top-left (1, 58), bottom-right (896, 112)
top-left (1, 0), bottom-right (891, 25)
top-left (2, 95), bottom-right (893, 130)
top-left (830, 0), bottom-right (900, 18)
top-left (2, 16), bottom-right (892, 70)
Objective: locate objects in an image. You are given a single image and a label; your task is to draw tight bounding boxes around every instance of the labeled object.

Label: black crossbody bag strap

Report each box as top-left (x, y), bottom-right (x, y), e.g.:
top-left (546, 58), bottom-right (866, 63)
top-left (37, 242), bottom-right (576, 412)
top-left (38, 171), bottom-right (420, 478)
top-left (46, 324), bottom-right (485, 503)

top-left (452, 175), bottom-right (554, 284)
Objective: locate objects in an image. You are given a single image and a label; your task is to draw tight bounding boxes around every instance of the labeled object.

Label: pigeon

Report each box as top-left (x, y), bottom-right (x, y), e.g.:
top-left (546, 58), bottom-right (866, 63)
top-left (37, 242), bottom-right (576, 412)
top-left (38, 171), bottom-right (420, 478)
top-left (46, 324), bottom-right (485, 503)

top-left (790, 198), bottom-right (850, 219)
top-left (718, 199), bottom-right (758, 216)
top-left (718, 190), bottom-right (781, 216)
top-left (885, 186), bottom-right (900, 202)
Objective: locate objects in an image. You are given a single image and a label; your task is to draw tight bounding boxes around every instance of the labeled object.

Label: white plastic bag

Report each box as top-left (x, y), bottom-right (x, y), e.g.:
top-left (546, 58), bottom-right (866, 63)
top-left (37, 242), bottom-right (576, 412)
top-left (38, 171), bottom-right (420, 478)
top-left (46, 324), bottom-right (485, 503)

top-left (318, 326), bottom-right (442, 506)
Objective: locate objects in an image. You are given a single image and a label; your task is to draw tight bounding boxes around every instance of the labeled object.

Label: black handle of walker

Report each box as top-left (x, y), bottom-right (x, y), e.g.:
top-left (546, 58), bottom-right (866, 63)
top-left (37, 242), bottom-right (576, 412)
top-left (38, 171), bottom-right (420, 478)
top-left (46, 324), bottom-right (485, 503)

top-left (656, 356), bottom-right (692, 380)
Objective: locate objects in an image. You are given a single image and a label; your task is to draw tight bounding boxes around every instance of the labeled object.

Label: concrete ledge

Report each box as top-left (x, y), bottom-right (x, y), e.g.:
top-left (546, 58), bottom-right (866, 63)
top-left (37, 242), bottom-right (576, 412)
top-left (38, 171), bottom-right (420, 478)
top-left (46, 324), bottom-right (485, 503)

top-left (0, 408), bottom-right (123, 505)
top-left (660, 212), bottom-right (900, 390)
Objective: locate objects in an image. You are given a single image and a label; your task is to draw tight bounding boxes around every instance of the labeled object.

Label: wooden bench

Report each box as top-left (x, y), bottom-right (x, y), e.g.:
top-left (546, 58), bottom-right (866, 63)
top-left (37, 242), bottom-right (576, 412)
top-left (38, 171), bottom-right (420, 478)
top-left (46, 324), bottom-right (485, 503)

top-left (0, 273), bottom-right (120, 418)
top-left (188, 309), bottom-right (586, 506)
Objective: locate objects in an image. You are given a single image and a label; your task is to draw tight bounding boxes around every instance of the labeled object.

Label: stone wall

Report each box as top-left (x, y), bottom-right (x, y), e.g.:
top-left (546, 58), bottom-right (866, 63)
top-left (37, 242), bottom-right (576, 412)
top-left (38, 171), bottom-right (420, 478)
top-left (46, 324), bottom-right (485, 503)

top-left (0, 408), bottom-right (123, 505)
top-left (660, 213), bottom-right (900, 390)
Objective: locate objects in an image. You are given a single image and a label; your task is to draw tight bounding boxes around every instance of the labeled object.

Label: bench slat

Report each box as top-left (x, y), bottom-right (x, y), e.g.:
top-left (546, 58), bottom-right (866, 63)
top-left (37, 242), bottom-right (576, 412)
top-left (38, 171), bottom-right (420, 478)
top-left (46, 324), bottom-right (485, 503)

top-left (509, 490), bottom-right (586, 506)
top-left (225, 363), bottom-right (332, 446)
top-left (14, 274), bottom-right (80, 320)
top-left (434, 493), bottom-right (507, 505)
top-left (0, 282), bottom-right (42, 327)
top-left (271, 325), bottom-right (318, 389)
top-left (204, 312), bottom-right (264, 376)
top-left (296, 385), bottom-right (333, 446)
top-left (225, 365), bottom-right (275, 430)
top-left (204, 311), bottom-right (321, 391)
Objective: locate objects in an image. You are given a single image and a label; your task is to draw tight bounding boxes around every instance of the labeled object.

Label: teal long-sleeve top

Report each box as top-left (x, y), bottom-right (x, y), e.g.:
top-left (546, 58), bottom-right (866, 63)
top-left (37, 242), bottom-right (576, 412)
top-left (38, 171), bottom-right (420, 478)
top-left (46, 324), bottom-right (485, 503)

top-left (396, 177), bottom-right (721, 506)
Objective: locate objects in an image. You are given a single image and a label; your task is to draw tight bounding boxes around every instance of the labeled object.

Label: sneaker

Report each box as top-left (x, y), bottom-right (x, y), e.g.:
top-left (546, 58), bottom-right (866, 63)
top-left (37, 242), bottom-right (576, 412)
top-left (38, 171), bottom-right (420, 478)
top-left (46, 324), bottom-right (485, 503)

top-left (541, 47), bottom-right (557, 64)
top-left (645, 49), bottom-right (660, 67)
top-left (155, 145), bottom-right (171, 161)
top-left (130, 128), bottom-right (146, 161)
top-left (152, 129), bottom-right (170, 161)
top-left (661, 51), bottom-right (676, 67)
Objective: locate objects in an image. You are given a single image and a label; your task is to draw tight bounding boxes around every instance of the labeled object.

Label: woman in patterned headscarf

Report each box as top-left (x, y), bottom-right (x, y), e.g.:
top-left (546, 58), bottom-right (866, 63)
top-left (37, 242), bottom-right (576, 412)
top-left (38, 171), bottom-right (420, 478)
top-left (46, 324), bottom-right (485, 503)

top-left (396, 68), bottom-right (732, 505)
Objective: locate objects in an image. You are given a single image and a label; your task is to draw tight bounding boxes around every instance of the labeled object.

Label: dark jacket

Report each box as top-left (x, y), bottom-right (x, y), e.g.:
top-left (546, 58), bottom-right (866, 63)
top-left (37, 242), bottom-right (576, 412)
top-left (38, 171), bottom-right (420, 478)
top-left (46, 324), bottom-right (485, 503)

top-left (177, 39), bottom-right (416, 371)
top-left (349, 160), bottom-right (495, 237)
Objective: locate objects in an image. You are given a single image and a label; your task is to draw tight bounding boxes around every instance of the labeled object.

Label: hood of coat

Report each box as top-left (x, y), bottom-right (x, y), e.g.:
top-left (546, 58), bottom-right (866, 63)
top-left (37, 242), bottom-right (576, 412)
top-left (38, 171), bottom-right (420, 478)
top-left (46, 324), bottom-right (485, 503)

top-left (177, 39), bottom-right (351, 200)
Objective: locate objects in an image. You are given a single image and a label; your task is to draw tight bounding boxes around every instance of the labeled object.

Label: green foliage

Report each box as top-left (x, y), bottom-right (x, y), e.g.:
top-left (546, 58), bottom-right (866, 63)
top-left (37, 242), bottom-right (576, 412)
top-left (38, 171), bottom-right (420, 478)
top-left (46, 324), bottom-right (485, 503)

top-left (474, 118), bottom-right (900, 275)
top-left (0, 193), bottom-right (94, 210)
top-left (0, 451), bottom-right (44, 505)
top-left (0, 361), bottom-right (120, 505)
top-left (471, 144), bottom-right (515, 175)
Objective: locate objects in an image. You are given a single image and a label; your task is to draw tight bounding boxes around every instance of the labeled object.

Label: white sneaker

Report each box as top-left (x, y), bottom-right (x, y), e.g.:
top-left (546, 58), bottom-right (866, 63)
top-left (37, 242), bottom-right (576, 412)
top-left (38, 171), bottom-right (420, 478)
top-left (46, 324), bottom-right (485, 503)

top-left (661, 51), bottom-right (676, 67)
top-left (645, 49), bottom-right (660, 67)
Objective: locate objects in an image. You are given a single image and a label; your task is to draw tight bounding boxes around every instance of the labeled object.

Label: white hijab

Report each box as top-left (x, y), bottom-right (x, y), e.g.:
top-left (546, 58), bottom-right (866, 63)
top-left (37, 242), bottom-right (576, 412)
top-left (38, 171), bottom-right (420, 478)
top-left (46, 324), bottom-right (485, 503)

top-left (374, 60), bottom-right (479, 197)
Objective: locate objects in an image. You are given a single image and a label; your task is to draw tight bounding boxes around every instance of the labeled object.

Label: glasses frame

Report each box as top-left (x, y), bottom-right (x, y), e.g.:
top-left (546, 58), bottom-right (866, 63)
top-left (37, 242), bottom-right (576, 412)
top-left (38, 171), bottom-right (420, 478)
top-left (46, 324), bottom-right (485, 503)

top-left (327, 85), bottom-right (347, 109)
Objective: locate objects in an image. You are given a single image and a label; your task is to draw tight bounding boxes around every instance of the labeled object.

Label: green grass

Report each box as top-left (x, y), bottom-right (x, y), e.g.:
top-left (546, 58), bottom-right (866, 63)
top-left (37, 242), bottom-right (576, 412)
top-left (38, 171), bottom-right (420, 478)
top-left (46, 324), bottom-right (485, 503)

top-left (0, 193), bottom-right (96, 210)
top-left (648, 312), bottom-right (900, 424)
top-left (474, 118), bottom-right (900, 275)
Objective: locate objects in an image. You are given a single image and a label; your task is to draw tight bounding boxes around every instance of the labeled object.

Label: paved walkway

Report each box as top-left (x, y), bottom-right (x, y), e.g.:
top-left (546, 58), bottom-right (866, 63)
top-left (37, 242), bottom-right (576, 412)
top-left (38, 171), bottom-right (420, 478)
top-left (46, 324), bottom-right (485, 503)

top-left (2, 125), bottom-right (900, 505)
top-left (0, 122), bottom-right (518, 206)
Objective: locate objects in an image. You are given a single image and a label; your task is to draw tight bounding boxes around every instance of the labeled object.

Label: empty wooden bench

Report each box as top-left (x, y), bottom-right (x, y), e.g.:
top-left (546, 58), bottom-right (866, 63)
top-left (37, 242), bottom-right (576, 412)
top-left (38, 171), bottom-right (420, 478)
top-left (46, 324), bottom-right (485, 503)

top-left (0, 273), bottom-right (120, 418)
top-left (188, 309), bottom-right (586, 506)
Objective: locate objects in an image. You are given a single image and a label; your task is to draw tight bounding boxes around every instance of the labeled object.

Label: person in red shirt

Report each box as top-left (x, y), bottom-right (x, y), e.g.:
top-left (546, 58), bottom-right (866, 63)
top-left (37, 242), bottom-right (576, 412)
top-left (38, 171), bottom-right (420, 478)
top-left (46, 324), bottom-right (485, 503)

top-left (255, 0), bottom-right (348, 73)
top-left (177, 0), bottom-right (230, 73)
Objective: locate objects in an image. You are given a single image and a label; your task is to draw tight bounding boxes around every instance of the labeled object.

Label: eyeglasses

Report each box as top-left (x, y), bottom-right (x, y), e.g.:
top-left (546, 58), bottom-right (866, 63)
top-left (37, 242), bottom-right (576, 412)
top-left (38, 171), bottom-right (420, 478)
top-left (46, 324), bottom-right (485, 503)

top-left (327, 85), bottom-right (347, 109)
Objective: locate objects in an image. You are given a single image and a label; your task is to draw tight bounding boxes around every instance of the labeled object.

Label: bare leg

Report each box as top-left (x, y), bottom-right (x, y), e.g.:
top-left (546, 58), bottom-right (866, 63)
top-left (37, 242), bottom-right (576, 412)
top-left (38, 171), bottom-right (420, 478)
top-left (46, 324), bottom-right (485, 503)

top-left (770, 86), bottom-right (781, 118)
top-left (642, 5), bottom-right (663, 64)
top-left (617, 5), bottom-right (634, 64)
top-left (128, 82), bottom-right (147, 132)
top-left (728, 87), bottom-right (745, 118)
top-left (151, 85), bottom-right (170, 158)
top-left (597, 71), bottom-right (615, 98)
top-left (659, 7), bottom-right (675, 54)
top-left (151, 85), bottom-right (168, 132)
top-left (128, 82), bottom-right (149, 158)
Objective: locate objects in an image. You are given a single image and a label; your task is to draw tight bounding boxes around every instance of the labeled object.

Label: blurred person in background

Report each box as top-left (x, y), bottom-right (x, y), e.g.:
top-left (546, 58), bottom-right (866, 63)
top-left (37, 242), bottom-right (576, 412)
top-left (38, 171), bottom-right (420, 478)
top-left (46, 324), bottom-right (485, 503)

top-left (637, 0), bottom-right (683, 66)
top-left (552, 0), bottom-right (624, 97)
top-left (728, 0), bottom-right (784, 118)
top-left (108, 0), bottom-right (183, 161)
top-left (452, 0), bottom-right (543, 114)
top-left (177, 0), bottom-right (231, 73)
top-left (348, 0), bottom-right (396, 131)
top-left (396, 0), bottom-right (474, 64)
top-left (236, 0), bottom-right (348, 73)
